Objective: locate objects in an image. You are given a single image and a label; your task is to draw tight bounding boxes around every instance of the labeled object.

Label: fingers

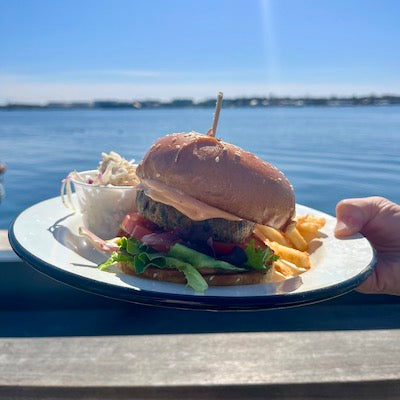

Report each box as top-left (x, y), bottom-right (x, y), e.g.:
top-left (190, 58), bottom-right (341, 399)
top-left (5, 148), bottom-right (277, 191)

top-left (357, 253), bottom-right (400, 296)
top-left (335, 197), bottom-right (400, 296)
top-left (334, 196), bottom-right (384, 238)
top-left (334, 200), bottom-right (365, 237)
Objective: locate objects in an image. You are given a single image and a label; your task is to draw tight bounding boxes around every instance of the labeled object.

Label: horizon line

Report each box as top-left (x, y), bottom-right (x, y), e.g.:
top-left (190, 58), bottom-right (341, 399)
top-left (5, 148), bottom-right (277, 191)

top-left (2, 93), bottom-right (400, 104)
top-left (2, 94), bottom-right (399, 109)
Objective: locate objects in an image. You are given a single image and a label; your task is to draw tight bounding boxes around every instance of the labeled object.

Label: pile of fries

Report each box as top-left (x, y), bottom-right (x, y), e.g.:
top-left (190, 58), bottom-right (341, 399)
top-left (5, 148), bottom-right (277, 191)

top-left (254, 215), bottom-right (327, 281)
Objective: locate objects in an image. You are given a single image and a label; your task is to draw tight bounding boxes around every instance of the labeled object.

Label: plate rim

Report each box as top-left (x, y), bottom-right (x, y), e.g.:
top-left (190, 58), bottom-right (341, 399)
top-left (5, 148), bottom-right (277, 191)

top-left (8, 198), bottom-right (377, 311)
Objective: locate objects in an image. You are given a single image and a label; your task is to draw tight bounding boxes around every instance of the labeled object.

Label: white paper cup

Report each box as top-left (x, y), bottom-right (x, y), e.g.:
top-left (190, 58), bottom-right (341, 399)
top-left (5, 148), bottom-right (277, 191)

top-left (70, 170), bottom-right (137, 239)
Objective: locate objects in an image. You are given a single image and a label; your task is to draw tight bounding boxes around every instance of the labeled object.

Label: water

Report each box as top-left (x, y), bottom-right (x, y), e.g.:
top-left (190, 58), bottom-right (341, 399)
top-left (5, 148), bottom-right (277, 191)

top-left (1, 106), bottom-right (400, 229)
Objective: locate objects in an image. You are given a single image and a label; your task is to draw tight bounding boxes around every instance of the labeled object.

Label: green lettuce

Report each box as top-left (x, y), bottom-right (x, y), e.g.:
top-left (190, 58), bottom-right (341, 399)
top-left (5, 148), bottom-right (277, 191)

top-left (168, 243), bottom-right (247, 272)
top-left (99, 237), bottom-right (278, 292)
top-left (244, 239), bottom-right (279, 270)
top-left (99, 237), bottom-right (209, 292)
top-left (165, 257), bottom-right (208, 293)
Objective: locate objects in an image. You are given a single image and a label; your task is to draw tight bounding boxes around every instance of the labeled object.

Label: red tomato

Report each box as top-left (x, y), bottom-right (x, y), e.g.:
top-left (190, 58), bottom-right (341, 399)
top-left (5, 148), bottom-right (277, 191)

top-left (120, 212), bottom-right (177, 252)
top-left (212, 241), bottom-right (236, 256)
top-left (121, 213), bottom-right (136, 235)
top-left (131, 224), bottom-right (153, 241)
top-left (121, 212), bottom-right (157, 235)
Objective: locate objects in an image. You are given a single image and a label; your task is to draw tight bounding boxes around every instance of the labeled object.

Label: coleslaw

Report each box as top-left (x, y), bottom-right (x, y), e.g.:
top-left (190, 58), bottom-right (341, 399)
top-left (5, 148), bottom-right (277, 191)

top-left (61, 152), bottom-right (140, 239)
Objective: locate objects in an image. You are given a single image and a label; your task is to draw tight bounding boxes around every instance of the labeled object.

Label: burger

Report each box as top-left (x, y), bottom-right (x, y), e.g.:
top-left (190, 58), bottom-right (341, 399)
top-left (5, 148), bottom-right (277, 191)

top-left (99, 131), bottom-right (295, 291)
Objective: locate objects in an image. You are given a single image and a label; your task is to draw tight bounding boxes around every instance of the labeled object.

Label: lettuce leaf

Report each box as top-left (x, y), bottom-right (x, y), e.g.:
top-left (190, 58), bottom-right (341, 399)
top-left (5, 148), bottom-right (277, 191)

top-left (244, 239), bottom-right (279, 270)
top-left (119, 236), bottom-right (148, 255)
top-left (165, 257), bottom-right (208, 292)
top-left (98, 237), bottom-right (209, 292)
top-left (168, 243), bottom-right (247, 272)
top-left (98, 236), bottom-right (278, 292)
top-left (99, 251), bottom-right (135, 271)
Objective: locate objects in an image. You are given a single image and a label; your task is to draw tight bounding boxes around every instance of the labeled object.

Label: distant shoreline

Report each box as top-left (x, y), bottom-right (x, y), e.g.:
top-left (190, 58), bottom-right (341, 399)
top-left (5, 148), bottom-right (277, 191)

top-left (1, 95), bottom-right (400, 110)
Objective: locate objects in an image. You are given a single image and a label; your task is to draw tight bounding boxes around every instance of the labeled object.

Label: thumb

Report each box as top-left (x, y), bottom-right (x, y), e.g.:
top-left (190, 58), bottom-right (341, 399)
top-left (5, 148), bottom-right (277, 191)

top-left (334, 197), bottom-right (379, 238)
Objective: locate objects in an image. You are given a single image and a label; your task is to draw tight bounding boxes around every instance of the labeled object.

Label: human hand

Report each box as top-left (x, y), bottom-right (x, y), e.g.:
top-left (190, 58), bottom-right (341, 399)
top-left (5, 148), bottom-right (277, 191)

top-left (335, 196), bottom-right (400, 295)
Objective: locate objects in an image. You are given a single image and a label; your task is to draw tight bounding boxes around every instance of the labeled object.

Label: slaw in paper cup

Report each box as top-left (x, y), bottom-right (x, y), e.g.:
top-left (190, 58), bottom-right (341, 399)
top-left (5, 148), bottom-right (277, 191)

top-left (62, 169), bottom-right (137, 239)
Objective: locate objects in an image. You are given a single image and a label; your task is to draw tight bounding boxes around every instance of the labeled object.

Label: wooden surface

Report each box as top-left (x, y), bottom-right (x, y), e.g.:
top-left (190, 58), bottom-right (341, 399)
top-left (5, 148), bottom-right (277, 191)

top-left (1, 331), bottom-right (399, 385)
top-left (1, 230), bottom-right (400, 399)
top-left (0, 332), bottom-right (399, 399)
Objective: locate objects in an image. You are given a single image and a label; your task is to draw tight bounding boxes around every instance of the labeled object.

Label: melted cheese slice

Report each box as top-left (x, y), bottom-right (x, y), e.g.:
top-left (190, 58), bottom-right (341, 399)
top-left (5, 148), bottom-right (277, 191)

top-left (139, 179), bottom-right (242, 221)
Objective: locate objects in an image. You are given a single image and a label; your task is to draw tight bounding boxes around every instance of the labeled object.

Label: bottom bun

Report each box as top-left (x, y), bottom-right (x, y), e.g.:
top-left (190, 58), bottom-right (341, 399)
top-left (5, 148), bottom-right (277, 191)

top-left (118, 262), bottom-right (269, 286)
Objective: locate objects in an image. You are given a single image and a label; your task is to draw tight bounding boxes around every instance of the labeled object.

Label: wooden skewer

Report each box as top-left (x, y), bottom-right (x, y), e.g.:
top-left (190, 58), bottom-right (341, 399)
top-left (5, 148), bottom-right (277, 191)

top-left (208, 92), bottom-right (223, 137)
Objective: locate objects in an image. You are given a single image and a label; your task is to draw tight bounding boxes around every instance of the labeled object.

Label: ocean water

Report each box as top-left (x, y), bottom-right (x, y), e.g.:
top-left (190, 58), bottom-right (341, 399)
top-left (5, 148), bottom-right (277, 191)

top-left (1, 106), bottom-right (400, 229)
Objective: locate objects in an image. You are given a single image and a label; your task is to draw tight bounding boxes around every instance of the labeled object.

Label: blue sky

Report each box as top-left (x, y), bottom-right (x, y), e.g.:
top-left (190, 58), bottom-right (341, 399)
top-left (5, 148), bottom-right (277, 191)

top-left (1, 0), bottom-right (399, 103)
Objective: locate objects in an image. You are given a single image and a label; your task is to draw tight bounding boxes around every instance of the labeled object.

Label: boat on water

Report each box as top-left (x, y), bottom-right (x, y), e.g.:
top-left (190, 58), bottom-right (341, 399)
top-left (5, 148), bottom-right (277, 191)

top-left (0, 162), bottom-right (5, 175)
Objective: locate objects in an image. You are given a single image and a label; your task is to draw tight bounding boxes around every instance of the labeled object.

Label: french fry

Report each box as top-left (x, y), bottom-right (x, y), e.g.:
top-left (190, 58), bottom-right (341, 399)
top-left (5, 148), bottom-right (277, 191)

top-left (254, 224), bottom-right (291, 247)
top-left (274, 259), bottom-right (293, 277)
top-left (297, 229), bottom-right (320, 244)
top-left (296, 215), bottom-right (326, 230)
top-left (297, 216), bottom-right (326, 244)
top-left (274, 259), bottom-right (306, 276)
top-left (269, 241), bottom-right (311, 269)
top-left (297, 222), bottom-right (321, 233)
top-left (253, 214), bottom-right (325, 282)
top-left (284, 226), bottom-right (308, 251)
top-left (268, 268), bottom-right (287, 281)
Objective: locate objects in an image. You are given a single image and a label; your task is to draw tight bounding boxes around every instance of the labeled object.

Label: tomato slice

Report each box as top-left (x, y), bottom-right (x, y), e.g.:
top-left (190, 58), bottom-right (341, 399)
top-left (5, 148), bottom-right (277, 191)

top-left (130, 224), bottom-right (154, 241)
top-left (212, 241), bottom-right (236, 256)
top-left (121, 212), bottom-right (157, 235)
top-left (121, 213), bottom-right (135, 235)
top-left (120, 212), bottom-right (177, 252)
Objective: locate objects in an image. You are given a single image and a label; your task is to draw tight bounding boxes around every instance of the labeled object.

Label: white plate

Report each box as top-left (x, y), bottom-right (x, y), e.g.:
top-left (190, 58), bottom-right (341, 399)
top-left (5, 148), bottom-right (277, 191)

top-left (9, 196), bottom-right (376, 310)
